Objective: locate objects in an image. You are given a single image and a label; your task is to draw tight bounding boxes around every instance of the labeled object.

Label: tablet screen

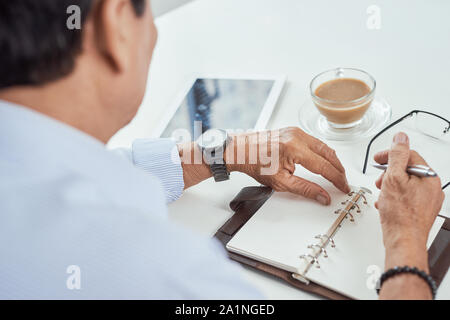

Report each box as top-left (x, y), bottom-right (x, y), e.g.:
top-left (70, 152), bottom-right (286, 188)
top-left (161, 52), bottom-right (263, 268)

top-left (160, 78), bottom-right (276, 139)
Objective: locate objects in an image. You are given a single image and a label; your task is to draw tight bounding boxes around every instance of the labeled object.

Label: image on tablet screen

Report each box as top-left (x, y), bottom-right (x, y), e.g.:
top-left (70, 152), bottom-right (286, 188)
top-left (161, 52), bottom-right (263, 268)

top-left (161, 78), bottom-right (275, 139)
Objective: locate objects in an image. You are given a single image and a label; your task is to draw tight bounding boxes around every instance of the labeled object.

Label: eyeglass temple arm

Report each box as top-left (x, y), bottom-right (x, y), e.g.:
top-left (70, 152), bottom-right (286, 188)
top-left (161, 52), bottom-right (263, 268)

top-left (362, 111), bottom-right (417, 174)
top-left (443, 182), bottom-right (449, 190)
top-left (414, 110), bottom-right (450, 125)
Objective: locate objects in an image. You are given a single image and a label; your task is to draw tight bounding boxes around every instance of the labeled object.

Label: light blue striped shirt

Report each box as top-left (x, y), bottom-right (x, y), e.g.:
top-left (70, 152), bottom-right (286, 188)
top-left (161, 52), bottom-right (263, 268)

top-left (115, 138), bottom-right (184, 204)
top-left (0, 100), bottom-right (261, 299)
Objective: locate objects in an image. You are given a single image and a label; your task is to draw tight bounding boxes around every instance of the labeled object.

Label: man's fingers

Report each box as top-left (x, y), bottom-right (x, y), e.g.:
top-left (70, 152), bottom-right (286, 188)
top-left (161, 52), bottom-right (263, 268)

top-left (307, 137), bottom-right (346, 174)
top-left (298, 152), bottom-right (350, 193)
top-left (408, 150), bottom-right (429, 166)
top-left (374, 150), bottom-right (389, 165)
top-left (374, 149), bottom-right (428, 166)
top-left (284, 175), bottom-right (331, 205)
top-left (375, 172), bottom-right (385, 189)
top-left (387, 132), bottom-right (410, 176)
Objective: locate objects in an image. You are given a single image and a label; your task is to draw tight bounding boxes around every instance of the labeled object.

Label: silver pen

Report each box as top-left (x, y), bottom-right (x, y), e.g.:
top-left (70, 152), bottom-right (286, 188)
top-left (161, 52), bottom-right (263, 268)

top-left (372, 164), bottom-right (438, 177)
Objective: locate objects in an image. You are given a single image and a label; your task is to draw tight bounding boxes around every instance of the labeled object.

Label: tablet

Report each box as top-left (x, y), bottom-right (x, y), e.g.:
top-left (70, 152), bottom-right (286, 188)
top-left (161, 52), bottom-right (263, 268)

top-left (154, 74), bottom-right (286, 139)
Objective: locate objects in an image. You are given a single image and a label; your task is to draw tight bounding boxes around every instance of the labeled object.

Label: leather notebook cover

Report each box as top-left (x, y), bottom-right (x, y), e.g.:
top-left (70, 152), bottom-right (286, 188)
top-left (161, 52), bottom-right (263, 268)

top-left (214, 186), bottom-right (450, 300)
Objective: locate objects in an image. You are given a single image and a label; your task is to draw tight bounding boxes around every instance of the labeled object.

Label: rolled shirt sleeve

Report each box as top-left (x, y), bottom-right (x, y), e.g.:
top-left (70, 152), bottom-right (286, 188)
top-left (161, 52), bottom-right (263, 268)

top-left (114, 139), bottom-right (184, 203)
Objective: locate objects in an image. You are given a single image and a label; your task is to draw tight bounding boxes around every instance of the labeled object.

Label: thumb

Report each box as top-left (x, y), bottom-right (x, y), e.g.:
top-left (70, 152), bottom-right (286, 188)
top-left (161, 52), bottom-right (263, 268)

top-left (285, 175), bottom-right (331, 206)
top-left (387, 132), bottom-right (410, 176)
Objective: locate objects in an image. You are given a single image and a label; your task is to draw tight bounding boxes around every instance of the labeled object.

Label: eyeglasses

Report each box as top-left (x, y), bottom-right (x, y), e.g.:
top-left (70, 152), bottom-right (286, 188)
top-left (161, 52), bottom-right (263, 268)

top-left (362, 110), bottom-right (450, 190)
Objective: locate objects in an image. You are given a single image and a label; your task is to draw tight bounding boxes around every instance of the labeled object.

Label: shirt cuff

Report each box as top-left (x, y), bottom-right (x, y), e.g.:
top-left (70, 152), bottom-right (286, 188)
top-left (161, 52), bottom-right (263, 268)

top-left (131, 138), bottom-right (184, 203)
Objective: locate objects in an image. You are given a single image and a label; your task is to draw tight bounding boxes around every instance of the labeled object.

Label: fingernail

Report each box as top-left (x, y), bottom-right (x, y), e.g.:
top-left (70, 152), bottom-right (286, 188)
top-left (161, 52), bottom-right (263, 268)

top-left (316, 194), bottom-right (329, 206)
top-left (393, 132), bottom-right (409, 145)
top-left (345, 184), bottom-right (351, 193)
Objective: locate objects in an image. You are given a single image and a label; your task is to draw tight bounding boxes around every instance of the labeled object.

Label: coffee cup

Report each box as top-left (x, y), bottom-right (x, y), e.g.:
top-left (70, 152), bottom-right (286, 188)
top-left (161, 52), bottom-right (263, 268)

top-left (310, 68), bottom-right (376, 129)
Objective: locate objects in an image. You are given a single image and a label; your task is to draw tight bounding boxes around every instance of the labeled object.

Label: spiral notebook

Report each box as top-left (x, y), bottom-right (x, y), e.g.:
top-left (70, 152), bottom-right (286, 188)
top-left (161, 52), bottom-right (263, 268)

top-left (226, 176), bottom-right (445, 300)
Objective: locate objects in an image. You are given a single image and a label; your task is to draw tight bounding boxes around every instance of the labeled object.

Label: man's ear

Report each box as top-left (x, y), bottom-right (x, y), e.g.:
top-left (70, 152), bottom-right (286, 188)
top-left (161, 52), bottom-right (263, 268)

top-left (95, 0), bottom-right (137, 73)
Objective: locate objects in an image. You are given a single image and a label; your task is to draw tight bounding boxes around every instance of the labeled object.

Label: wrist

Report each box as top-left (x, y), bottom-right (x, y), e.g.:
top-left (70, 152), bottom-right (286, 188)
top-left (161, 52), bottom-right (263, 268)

top-left (383, 227), bottom-right (428, 252)
top-left (177, 142), bottom-right (212, 188)
top-left (385, 238), bottom-right (429, 273)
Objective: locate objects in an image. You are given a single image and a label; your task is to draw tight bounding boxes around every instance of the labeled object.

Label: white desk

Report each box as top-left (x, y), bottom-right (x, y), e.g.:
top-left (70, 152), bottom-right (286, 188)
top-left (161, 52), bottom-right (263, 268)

top-left (109, 0), bottom-right (450, 299)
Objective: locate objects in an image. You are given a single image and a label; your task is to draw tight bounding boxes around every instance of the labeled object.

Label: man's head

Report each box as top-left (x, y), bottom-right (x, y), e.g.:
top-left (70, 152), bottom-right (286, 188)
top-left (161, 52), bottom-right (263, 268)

top-left (0, 0), bottom-right (157, 142)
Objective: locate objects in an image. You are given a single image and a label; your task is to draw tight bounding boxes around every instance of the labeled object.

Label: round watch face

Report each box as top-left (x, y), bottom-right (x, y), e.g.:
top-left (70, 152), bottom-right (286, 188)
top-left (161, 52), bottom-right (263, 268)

top-left (197, 129), bottom-right (228, 150)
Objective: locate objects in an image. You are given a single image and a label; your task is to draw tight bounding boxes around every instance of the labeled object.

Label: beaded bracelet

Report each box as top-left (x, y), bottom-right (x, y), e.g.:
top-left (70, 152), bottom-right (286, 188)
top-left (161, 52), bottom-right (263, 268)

top-left (376, 266), bottom-right (437, 299)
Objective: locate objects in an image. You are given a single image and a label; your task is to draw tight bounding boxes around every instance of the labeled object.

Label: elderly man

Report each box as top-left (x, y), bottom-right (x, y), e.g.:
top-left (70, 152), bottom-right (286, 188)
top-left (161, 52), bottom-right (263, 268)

top-left (0, 0), bottom-right (444, 299)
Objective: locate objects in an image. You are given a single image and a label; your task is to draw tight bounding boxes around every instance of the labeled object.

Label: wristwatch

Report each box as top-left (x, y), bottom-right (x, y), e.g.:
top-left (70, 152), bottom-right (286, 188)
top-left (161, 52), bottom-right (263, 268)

top-left (196, 129), bottom-right (231, 182)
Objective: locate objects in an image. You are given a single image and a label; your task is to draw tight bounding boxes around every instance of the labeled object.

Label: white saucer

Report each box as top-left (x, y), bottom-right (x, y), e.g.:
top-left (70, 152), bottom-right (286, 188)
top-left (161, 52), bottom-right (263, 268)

top-left (298, 97), bottom-right (392, 142)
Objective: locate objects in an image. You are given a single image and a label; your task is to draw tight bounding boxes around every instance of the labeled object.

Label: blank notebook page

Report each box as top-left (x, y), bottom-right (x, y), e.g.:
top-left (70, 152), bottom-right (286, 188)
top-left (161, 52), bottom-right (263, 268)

top-left (227, 173), bottom-right (444, 300)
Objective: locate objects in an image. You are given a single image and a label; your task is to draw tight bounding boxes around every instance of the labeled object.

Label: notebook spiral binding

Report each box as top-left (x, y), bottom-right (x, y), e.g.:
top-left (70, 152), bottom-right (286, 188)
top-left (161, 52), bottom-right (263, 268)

top-left (293, 187), bottom-right (372, 284)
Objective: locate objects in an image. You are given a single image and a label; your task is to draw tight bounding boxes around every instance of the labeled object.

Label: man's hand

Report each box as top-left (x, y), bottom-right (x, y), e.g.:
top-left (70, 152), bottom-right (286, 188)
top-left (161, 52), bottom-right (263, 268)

top-left (179, 127), bottom-right (350, 205)
top-left (225, 127), bottom-right (350, 205)
top-left (374, 132), bottom-right (445, 253)
top-left (374, 132), bottom-right (445, 299)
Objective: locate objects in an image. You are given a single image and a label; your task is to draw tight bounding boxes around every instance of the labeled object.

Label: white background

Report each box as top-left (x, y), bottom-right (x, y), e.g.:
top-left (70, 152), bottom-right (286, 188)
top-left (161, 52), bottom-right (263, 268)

top-left (152, 0), bottom-right (193, 17)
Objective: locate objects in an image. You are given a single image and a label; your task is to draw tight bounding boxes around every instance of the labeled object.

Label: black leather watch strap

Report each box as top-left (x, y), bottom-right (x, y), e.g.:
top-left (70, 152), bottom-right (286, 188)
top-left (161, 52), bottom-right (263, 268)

top-left (197, 129), bottom-right (231, 182)
top-left (210, 162), bottom-right (230, 182)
